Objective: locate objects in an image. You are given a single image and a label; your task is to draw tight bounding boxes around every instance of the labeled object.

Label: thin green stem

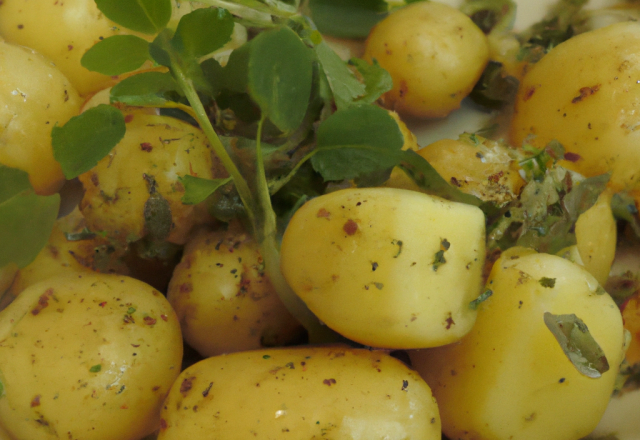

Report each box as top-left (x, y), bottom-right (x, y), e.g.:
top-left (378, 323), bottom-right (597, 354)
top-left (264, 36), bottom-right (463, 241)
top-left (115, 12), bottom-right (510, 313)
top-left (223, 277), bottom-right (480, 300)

top-left (170, 60), bottom-right (258, 230)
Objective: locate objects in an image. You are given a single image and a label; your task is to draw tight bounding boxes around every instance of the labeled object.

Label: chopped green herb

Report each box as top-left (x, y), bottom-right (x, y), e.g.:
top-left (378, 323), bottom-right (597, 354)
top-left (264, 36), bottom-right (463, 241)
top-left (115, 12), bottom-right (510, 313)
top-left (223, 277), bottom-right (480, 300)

top-left (469, 289), bottom-right (493, 310)
top-left (539, 277), bottom-right (556, 288)
top-left (432, 250), bottom-right (447, 272)
top-left (89, 364), bottom-right (102, 373)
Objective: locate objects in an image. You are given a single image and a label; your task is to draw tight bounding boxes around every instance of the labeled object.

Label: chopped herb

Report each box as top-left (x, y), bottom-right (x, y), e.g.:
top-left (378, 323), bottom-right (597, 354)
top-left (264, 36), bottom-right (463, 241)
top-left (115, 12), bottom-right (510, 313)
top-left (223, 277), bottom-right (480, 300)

top-left (432, 250), bottom-right (446, 272)
top-left (89, 364), bottom-right (102, 373)
top-left (391, 239), bottom-right (403, 258)
top-left (64, 228), bottom-right (97, 242)
top-left (469, 289), bottom-right (493, 310)
top-left (539, 277), bottom-right (556, 288)
top-left (263, 355), bottom-right (271, 360)
top-left (127, 307), bottom-right (136, 315)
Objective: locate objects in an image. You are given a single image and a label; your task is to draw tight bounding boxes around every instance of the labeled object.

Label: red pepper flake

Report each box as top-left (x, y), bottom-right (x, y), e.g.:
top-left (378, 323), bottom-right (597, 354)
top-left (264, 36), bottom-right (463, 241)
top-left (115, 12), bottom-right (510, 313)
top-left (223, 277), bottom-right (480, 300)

top-left (523, 85), bottom-right (538, 101)
top-left (180, 377), bottom-right (195, 396)
top-left (160, 314), bottom-right (168, 322)
top-left (343, 219), bottom-right (358, 236)
top-left (398, 80), bottom-right (408, 98)
top-left (140, 142), bottom-right (153, 152)
top-left (488, 171), bottom-right (504, 184)
top-left (572, 85), bottom-right (600, 104)
top-left (124, 114), bottom-right (134, 123)
top-left (143, 316), bottom-right (157, 326)
top-left (131, 344), bottom-right (140, 348)
top-left (30, 395), bottom-right (41, 407)
top-left (202, 382), bottom-right (213, 397)
top-left (564, 152), bottom-right (582, 162)
top-left (180, 282), bottom-right (193, 294)
top-left (67, 44), bottom-right (74, 51)
top-left (445, 315), bottom-right (456, 330)
top-left (450, 177), bottom-right (461, 187)
top-left (31, 288), bottom-right (54, 315)
top-left (120, 404), bottom-right (129, 409)
top-left (323, 378), bottom-right (337, 386)
top-left (316, 208), bottom-right (331, 219)
top-left (152, 386), bottom-right (161, 391)
top-left (160, 419), bottom-right (168, 430)
top-left (99, 302), bottom-right (107, 308)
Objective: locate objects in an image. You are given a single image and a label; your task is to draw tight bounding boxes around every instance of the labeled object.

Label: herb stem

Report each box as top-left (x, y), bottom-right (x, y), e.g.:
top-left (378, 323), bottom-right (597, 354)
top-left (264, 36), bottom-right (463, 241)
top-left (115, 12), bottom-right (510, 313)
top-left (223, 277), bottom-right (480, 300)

top-left (169, 59), bottom-right (258, 230)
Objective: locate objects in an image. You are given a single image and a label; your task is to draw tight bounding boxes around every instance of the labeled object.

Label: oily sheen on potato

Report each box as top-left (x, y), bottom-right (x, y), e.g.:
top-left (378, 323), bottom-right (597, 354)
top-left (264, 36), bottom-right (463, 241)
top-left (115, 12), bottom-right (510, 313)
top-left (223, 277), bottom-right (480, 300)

top-left (281, 187), bottom-right (486, 349)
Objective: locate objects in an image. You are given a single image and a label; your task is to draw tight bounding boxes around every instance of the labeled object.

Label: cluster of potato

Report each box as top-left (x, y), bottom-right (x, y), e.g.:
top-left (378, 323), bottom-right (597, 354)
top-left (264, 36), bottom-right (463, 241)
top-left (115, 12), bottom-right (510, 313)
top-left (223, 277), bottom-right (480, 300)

top-left (0, 0), bottom-right (639, 439)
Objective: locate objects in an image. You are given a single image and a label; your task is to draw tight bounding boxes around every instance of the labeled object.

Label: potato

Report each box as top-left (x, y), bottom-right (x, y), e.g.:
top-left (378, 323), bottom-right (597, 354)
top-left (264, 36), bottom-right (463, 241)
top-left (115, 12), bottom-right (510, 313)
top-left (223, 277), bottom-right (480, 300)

top-left (8, 207), bottom-right (129, 298)
top-left (0, 273), bottom-right (183, 440)
top-left (385, 136), bottom-right (525, 206)
top-left (510, 21), bottom-right (640, 193)
top-left (280, 187), bottom-right (486, 349)
top-left (0, 40), bottom-right (81, 195)
top-left (167, 224), bottom-right (303, 357)
top-left (158, 346), bottom-right (441, 439)
top-left (410, 247), bottom-right (626, 440)
top-left (363, 1), bottom-right (489, 118)
top-left (0, 0), bottom-right (156, 96)
top-left (78, 113), bottom-right (220, 245)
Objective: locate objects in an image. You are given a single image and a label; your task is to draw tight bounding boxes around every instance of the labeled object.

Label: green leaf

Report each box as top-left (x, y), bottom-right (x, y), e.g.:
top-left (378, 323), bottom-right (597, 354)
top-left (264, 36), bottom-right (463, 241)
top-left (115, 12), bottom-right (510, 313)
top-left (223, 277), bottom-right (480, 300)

top-left (81, 35), bottom-right (151, 76)
top-left (0, 165), bottom-right (32, 203)
top-left (95, 0), bottom-right (172, 34)
top-left (248, 26), bottom-right (314, 132)
top-left (313, 41), bottom-right (365, 110)
top-left (308, 0), bottom-right (388, 39)
top-left (180, 175), bottom-right (232, 205)
top-left (611, 191), bottom-right (640, 237)
top-left (543, 312), bottom-right (609, 378)
top-left (469, 289), bottom-right (493, 310)
top-left (397, 150), bottom-right (484, 206)
top-left (469, 60), bottom-right (519, 110)
top-left (349, 57), bottom-right (393, 105)
top-left (311, 106), bottom-right (404, 181)
top-left (89, 364), bottom-right (102, 373)
top-left (563, 172), bottom-right (611, 222)
top-left (223, 43), bottom-right (251, 93)
top-left (52, 104), bottom-right (126, 179)
top-left (172, 8), bottom-right (235, 58)
top-left (201, 58), bottom-right (225, 97)
top-left (0, 190), bottom-right (60, 268)
top-left (110, 71), bottom-right (181, 107)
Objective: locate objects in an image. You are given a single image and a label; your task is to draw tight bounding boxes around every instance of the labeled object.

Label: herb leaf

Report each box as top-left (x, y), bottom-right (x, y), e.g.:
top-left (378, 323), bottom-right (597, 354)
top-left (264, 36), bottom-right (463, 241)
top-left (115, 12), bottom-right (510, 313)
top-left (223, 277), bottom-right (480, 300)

top-left (308, 0), bottom-right (388, 39)
top-left (313, 41), bottom-right (366, 110)
top-left (543, 312), bottom-right (609, 378)
top-left (81, 35), bottom-right (151, 76)
top-left (248, 26), bottom-right (314, 132)
top-left (0, 188), bottom-right (60, 268)
top-left (172, 8), bottom-right (235, 58)
top-left (349, 57), bottom-right (393, 105)
top-left (311, 105), bottom-right (403, 181)
top-left (95, 0), bottom-right (172, 35)
top-left (469, 289), bottom-right (493, 310)
top-left (110, 71), bottom-right (181, 107)
top-left (52, 105), bottom-right (126, 179)
top-left (0, 165), bottom-right (32, 203)
top-left (180, 175), bottom-right (233, 205)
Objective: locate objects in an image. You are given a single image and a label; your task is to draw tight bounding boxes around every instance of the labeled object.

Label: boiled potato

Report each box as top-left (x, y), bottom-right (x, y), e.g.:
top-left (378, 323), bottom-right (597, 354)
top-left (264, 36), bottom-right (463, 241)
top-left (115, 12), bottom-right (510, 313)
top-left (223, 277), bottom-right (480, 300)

top-left (158, 346), bottom-right (441, 439)
top-left (510, 21), bottom-right (640, 193)
top-left (78, 113), bottom-right (220, 246)
top-left (385, 136), bottom-right (525, 206)
top-left (0, 40), bottom-right (81, 195)
top-left (167, 224), bottom-right (303, 357)
top-left (0, 0), bottom-right (155, 96)
top-left (280, 187), bottom-right (486, 348)
top-left (364, 1), bottom-right (489, 118)
top-left (411, 247), bottom-right (626, 440)
top-left (0, 273), bottom-right (183, 440)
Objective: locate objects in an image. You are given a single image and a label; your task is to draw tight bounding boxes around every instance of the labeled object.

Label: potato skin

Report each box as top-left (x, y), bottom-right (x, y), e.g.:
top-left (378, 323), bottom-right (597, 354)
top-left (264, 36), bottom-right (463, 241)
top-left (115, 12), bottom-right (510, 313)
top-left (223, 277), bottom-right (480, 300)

top-left (364, 1), bottom-right (489, 118)
top-left (167, 225), bottom-right (303, 357)
top-left (158, 346), bottom-right (441, 440)
top-left (78, 113), bottom-right (218, 245)
top-left (510, 22), bottom-right (640, 193)
top-left (0, 40), bottom-right (81, 195)
top-left (410, 248), bottom-right (625, 440)
top-left (0, 273), bottom-right (183, 440)
top-left (281, 187), bottom-right (486, 349)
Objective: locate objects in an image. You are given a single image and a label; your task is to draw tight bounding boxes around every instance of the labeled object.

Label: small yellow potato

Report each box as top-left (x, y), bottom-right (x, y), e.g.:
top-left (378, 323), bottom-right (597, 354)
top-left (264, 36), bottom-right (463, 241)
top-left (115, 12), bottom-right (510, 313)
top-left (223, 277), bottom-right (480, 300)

top-left (574, 190), bottom-right (617, 286)
top-left (0, 40), bottom-right (81, 195)
top-left (386, 136), bottom-right (525, 206)
top-left (410, 247), bottom-right (626, 440)
top-left (167, 224), bottom-right (303, 357)
top-left (158, 346), bottom-right (441, 439)
top-left (510, 21), bottom-right (640, 193)
top-left (281, 187), bottom-right (486, 348)
top-left (0, 0), bottom-right (154, 96)
top-left (78, 113), bottom-right (219, 245)
top-left (363, 1), bottom-right (489, 118)
top-left (0, 273), bottom-right (183, 440)
top-left (8, 207), bottom-right (129, 297)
